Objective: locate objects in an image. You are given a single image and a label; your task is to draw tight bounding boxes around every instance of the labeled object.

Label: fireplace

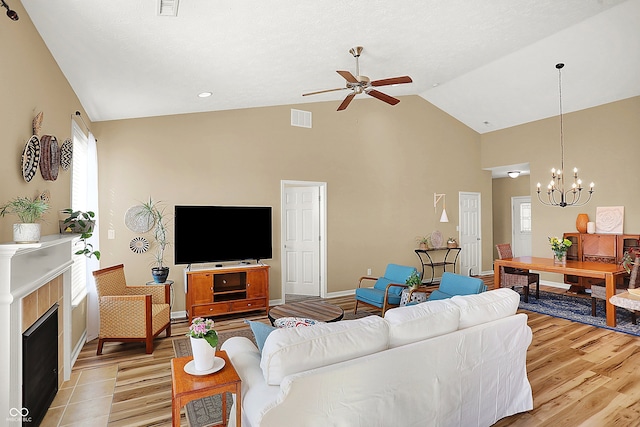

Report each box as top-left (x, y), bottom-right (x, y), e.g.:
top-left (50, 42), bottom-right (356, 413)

top-left (23, 303), bottom-right (58, 427)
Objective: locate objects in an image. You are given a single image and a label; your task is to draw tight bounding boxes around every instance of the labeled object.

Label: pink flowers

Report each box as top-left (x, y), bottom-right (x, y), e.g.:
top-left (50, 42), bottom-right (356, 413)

top-left (187, 317), bottom-right (218, 348)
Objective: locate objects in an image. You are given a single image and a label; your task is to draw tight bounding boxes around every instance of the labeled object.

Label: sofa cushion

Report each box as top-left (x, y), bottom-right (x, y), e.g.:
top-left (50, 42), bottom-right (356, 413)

top-left (450, 288), bottom-right (520, 329)
top-left (355, 287), bottom-right (402, 306)
top-left (374, 264), bottom-right (418, 296)
top-left (245, 320), bottom-right (276, 352)
top-left (260, 315), bottom-right (389, 385)
top-left (384, 299), bottom-right (460, 347)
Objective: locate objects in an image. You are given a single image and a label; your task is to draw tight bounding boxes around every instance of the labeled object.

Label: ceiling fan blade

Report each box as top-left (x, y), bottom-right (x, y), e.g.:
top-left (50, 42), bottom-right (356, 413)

top-left (302, 87), bottom-right (347, 96)
top-left (367, 89), bottom-right (400, 106)
top-left (337, 70), bottom-right (359, 84)
top-left (370, 76), bottom-right (413, 87)
top-left (337, 93), bottom-right (356, 111)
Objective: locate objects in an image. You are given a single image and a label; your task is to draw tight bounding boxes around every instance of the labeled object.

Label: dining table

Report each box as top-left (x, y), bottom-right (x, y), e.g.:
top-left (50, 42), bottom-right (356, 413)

top-left (494, 256), bottom-right (627, 327)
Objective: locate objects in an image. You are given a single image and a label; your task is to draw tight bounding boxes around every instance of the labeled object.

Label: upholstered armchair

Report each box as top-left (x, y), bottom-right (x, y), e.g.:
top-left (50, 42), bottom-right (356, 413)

top-left (92, 264), bottom-right (171, 355)
top-left (354, 263), bottom-right (418, 315)
top-left (423, 272), bottom-right (487, 301)
top-left (496, 243), bottom-right (539, 302)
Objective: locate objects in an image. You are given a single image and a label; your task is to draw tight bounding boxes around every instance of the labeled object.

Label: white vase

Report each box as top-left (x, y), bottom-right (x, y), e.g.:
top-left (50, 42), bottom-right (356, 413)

top-left (587, 221), bottom-right (596, 234)
top-left (190, 336), bottom-right (215, 371)
top-left (13, 223), bottom-right (41, 243)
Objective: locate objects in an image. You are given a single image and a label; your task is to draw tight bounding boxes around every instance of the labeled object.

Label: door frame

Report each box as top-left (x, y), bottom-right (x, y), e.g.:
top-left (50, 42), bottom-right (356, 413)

top-left (280, 180), bottom-right (327, 300)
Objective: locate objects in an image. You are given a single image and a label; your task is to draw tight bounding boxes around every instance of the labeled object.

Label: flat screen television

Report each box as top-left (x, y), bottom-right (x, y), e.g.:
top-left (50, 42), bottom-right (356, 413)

top-left (174, 205), bottom-right (272, 265)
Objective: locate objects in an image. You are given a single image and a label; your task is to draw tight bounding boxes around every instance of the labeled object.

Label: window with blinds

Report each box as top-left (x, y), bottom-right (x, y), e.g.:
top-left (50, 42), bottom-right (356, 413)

top-left (71, 121), bottom-right (88, 306)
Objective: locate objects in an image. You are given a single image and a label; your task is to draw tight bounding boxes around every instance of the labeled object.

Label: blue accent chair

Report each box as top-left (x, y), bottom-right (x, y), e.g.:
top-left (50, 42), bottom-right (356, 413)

top-left (426, 272), bottom-right (487, 301)
top-left (354, 264), bottom-right (418, 315)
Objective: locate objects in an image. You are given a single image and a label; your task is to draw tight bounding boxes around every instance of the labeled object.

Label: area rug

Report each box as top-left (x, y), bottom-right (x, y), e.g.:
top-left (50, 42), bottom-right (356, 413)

top-left (518, 290), bottom-right (640, 337)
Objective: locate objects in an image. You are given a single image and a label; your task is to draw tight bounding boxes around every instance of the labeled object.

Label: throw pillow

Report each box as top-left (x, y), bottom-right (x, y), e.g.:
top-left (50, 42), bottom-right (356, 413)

top-left (245, 320), bottom-right (276, 352)
top-left (273, 317), bottom-right (325, 328)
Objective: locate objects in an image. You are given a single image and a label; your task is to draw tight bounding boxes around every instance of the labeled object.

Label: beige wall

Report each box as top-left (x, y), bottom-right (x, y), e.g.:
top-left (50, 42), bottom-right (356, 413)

top-left (482, 96), bottom-right (640, 281)
top-left (92, 97), bottom-right (493, 311)
top-left (492, 175), bottom-right (531, 258)
top-left (1, 2), bottom-right (92, 352)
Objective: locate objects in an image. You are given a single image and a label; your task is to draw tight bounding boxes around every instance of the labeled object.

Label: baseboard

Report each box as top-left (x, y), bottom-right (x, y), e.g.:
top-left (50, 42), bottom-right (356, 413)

top-left (72, 330), bottom-right (87, 368)
top-left (171, 310), bottom-right (187, 321)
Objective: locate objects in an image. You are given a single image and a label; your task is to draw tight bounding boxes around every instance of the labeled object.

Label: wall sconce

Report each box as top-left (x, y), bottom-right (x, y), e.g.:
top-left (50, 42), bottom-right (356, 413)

top-left (507, 171), bottom-right (520, 179)
top-left (434, 193), bottom-right (449, 223)
top-left (1, 0), bottom-right (18, 21)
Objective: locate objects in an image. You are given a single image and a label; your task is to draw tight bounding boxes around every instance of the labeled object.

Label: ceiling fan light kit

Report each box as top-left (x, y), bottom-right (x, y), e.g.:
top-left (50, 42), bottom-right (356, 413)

top-left (303, 46), bottom-right (413, 111)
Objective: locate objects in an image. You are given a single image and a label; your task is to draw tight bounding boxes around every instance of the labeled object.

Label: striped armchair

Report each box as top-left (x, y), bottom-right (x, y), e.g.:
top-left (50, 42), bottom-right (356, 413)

top-left (92, 264), bottom-right (171, 355)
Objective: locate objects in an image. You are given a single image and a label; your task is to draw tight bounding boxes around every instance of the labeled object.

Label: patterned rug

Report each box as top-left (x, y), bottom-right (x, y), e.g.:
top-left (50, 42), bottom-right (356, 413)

top-left (519, 290), bottom-right (640, 337)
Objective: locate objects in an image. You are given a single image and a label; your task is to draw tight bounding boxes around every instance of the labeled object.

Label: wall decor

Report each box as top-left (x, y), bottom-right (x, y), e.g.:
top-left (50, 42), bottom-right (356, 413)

top-left (129, 237), bottom-right (149, 254)
top-left (59, 138), bottom-right (73, 170)
top-left (39, 135), bottom-right (60, 181)
top-left (21, 135), bottom-right (41, 182)
top-left (595, 206), bottom-right (624, 234)
top-left (124, 205), bottom-right (154, 233)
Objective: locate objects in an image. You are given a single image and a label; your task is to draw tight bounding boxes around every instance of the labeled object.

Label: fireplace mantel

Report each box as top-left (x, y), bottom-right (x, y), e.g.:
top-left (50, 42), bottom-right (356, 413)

top-left (0, 234), bottom-right (77, 419)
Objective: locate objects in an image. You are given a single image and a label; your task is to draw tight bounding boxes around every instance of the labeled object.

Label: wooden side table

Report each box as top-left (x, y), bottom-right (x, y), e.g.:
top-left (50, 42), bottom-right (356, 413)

top-left (171, 351), bottom-right (241, 427)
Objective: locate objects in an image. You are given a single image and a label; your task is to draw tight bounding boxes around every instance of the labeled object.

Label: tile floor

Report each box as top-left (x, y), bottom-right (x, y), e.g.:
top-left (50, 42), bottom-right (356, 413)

top-left (40, 365), bottom-right (117, 427)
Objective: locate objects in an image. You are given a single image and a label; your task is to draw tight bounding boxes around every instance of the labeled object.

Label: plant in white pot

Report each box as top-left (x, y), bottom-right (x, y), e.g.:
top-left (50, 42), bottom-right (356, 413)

top-left (138, 198), bottom-right (171, 283)
top-left (0, 196), bottom-right (49, 243)
top-left (186, 317), bottom-right (219, 372)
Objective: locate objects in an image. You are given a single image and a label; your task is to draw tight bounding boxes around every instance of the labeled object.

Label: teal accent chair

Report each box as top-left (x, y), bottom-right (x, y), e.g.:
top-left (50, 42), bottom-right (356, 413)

top-left (426, 272), bottom-right (487, 301)
top-left (354, 264), bottom-right (418, 315)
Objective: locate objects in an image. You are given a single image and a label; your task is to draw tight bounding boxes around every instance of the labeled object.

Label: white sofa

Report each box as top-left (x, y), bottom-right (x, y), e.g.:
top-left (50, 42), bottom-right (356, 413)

top-left (221, 288), bottom-right (533, 427)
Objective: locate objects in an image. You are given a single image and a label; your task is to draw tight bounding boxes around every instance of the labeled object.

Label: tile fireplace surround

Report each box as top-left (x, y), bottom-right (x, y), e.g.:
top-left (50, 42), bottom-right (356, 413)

top-left (0, 234), bottom-right (76, 422)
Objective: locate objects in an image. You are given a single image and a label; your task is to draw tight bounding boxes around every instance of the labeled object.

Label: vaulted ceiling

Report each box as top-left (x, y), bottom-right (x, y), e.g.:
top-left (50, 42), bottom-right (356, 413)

top-left (22, 0), bottom-right (640, 133)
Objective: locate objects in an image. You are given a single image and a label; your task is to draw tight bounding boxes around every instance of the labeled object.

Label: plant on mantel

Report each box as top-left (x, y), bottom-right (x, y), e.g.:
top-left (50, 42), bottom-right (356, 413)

top-left (0, 195), bottom-right (49, 243)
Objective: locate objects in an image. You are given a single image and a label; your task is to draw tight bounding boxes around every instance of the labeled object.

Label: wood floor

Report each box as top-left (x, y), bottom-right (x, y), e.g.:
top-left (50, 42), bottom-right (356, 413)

top-left (61, 279), bottom-right (640, 427)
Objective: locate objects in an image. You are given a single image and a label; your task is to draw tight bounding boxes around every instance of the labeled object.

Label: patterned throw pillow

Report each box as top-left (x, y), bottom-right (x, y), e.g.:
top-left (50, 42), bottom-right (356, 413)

top-left (273, 317), bottom-right (325, 328)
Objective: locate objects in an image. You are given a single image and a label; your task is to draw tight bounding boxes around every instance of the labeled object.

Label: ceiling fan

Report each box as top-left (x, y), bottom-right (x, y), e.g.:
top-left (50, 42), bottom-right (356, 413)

top-left (302, 46), bottom-right (413, 111)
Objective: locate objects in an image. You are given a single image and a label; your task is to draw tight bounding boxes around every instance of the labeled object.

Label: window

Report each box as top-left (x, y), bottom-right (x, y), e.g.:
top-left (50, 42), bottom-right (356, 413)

top-left (70, 120), bottom-right (88, 306)
top-left (519, 202), bottom-right (532, 233)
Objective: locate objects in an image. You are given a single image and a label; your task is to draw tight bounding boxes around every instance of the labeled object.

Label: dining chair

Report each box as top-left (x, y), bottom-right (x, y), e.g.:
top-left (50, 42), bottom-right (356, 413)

top-left (495, 243), bottom-right (539, 303)
top-left (591, 256), bottom-right (638, 324)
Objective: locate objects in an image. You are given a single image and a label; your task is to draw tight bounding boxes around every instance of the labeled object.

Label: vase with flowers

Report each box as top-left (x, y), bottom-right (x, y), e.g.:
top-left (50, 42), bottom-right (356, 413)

top-left (549, 237), bottom-right (572, 264)
top-left (186, 317), bottom-right (218, 372)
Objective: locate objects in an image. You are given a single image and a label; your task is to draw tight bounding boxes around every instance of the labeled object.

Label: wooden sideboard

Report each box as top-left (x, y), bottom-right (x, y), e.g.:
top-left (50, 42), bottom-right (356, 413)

top-left (185, 264), bottom-right (269, 322)
top-left (563, 233), bottom-right (639, 290)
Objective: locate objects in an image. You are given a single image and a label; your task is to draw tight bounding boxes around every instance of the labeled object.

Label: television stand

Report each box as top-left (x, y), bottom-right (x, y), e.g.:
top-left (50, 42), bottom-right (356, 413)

top-left (185, 264), bottom-right (270, 322)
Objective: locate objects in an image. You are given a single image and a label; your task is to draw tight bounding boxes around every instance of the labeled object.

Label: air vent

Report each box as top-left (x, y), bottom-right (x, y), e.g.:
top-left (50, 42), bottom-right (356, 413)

top-left (158, 0), bottom-right (179, 16)
top-left (291, 109), bottom-right (312, 128)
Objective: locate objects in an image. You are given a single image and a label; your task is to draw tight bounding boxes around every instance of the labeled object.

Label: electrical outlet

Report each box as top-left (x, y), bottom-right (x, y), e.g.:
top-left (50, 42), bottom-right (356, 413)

top-left (108, 229), bottom-right (115, 239)
top-left (367, 268), bottom-right (372, 276)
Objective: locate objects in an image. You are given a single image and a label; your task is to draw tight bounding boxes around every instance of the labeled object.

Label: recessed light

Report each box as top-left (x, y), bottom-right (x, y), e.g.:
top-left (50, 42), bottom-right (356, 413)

top-left (198, 92), bottom-right (212, 98)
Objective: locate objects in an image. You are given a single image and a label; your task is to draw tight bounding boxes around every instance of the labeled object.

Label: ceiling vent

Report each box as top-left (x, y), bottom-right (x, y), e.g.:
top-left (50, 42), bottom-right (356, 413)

top-left (291, 109), bottom-right (312, 128)
top-left (157, 0), bottom-right (179, 17)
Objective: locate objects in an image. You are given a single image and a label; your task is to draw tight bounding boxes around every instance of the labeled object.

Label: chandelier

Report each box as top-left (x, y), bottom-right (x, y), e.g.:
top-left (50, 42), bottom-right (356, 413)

top-left (537, 63), bottom-right (594, 207)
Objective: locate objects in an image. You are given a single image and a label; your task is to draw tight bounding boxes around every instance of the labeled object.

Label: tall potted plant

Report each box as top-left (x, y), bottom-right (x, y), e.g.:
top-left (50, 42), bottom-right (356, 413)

top-left (139, 198), bottom-right (171, 283)
top-left (0, 196), bottom-right (49, 243)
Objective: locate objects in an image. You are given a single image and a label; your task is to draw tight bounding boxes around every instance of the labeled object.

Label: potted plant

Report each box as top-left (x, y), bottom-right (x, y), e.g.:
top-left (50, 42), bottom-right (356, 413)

top-left (186, 317), bottom-right (218, 371)
top-left (548, 236), bottom-right (572, 264)
top-left (60, 209), bottom-right (100, 259)
top-left (447, 237), bottom-right (458, 248)
top-left (405, 270), bottom-right (422, 290)
top-left (138, 198), bottom-right (171, 283)
top-left (416, 236), bottom-right (430, 250)
top-left (0, 196), bottom-right (49, 243)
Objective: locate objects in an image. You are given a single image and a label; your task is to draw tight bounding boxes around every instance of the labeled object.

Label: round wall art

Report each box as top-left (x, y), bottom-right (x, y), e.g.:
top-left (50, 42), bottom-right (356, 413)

top-left (124, 205), bottom-right (154, 233)
top-left (21, 135), bottom-right (40, 182)
top-left (129, 237), bottom-right (150, 254)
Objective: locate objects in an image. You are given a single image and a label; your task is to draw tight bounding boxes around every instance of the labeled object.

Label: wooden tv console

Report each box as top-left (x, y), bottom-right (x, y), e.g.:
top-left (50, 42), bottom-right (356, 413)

top-left (185, 264), bottom-right (270, 322)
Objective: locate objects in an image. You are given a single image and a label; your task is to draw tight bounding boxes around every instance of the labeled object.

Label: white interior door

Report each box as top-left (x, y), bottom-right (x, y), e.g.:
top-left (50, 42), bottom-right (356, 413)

top-left (512, 196), bottom-right (532, 257)
top-left (282, 184), bottom-right (321, 296)
top-left (459, 192), bottom-right (482, 276)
